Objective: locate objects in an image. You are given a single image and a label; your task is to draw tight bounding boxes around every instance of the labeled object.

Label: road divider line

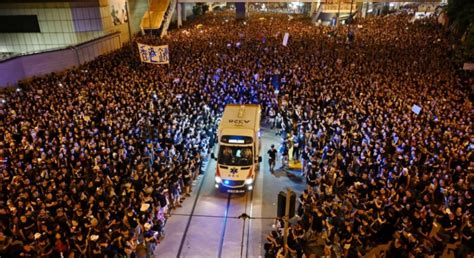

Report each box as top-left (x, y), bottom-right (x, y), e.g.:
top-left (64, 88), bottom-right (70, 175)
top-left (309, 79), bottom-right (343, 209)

top-left (176, 156), bottom-right (212, 257)
top-left (217, 194), bottom-right (232, 258)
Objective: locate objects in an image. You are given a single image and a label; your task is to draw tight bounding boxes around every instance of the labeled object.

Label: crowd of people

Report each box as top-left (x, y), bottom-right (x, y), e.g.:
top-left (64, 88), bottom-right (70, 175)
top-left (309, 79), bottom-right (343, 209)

top-left (1, 18), bottom-right (222, 257)
top-left (260, 12), bottom-right (472, 258)
top-left (0, 7), bottom-right (471, 258)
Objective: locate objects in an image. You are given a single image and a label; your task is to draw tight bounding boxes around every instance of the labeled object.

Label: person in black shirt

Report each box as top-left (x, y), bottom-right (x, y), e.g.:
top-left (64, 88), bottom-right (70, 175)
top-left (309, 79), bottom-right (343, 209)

top-left (19, 243), bottom-right (35, 257)
top-left (457, 219), bottom-right (473, 258)
top-left (0, 10), bottom-right (471, 258)
top-left (267, 145), bottom-right (277, 172)
top-left (301, 146), bottom-right (310, 177)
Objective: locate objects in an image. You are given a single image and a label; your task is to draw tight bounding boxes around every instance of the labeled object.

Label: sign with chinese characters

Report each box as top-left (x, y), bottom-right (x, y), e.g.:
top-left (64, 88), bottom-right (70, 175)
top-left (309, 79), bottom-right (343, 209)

top-left (137, 43), bottom-right (170, 64)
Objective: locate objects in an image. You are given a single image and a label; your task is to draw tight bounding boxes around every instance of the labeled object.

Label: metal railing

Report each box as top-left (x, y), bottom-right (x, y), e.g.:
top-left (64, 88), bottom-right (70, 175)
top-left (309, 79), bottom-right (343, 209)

top-left (0, 32), bottom-right (120, 63)
top-left (0, 31), bottom-right (121, 88)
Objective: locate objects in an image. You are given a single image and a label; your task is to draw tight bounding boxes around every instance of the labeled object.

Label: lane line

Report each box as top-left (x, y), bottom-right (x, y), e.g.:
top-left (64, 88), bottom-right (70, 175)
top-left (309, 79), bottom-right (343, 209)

top-left (244, 128), bottom-right (273, 257)
top-left (246, 182), bottom-right (255, 258)
top-left (217, 194), bottom-right (232, 258)
top-left (176, 159), bottom-right (211, 257)
top-left (240, 190), bottom-right (250, 258)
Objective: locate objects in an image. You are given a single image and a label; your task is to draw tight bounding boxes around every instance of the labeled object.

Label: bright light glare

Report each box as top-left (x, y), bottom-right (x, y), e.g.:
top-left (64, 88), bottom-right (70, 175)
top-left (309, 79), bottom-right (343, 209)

top-left (215, 176), bottom-right (222, 184)
top-left (245, 177), bottom-right (253, 185)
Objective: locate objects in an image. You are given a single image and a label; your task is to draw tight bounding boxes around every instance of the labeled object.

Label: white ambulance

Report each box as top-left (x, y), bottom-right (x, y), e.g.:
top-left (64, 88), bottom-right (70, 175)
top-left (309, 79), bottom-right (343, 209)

top-left (212, 104), bottom-right (262, 192)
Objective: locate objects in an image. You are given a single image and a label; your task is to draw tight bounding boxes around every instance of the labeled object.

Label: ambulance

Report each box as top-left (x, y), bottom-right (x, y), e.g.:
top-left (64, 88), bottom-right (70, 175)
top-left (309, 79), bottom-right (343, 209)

top-left (212, 104), bottom-right (262, 192)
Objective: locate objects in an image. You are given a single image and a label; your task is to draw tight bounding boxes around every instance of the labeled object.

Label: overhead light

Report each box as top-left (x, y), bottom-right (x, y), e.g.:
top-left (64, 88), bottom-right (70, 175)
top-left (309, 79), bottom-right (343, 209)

top-left (16, 88), bottom-right (21, 92)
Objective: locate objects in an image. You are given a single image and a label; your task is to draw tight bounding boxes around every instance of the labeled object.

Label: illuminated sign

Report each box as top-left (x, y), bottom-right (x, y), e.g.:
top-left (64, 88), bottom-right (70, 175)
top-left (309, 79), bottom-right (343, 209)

top-left (221, 135), bottom-right (253, 144)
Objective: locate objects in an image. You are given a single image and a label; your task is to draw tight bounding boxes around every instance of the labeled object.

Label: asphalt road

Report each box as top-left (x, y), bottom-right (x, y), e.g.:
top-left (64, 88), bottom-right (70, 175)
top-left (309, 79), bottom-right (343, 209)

top-left (155, 127), bottom-right (306, 258)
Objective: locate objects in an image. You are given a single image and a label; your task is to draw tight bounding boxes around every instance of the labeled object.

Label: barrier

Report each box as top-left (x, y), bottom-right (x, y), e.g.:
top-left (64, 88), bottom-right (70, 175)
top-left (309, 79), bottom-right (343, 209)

top-left (0, 31), bottom-right (121, 88)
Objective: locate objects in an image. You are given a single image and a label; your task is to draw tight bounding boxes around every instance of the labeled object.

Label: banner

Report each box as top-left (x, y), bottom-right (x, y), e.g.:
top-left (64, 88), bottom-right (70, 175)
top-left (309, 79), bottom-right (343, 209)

top-left (137, 43), bottom-right (170, 64)
top-left (463, 63), bottom-right (474, 70)
top-left (282, 32), bottom-right (289, 47)
top-left (412, 104), bottom-right (422, 115)
top-left (109, 0), bottom-right (128, 26)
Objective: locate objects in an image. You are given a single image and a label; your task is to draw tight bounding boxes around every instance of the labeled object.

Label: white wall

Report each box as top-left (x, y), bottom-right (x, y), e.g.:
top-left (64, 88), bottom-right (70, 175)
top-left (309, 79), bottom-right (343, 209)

top-left (0, 7), bottom-right (82, 54)
top-left (0, 1), bottom-right (133, 56)
top-left (0, 32), bottom-right (121, 88)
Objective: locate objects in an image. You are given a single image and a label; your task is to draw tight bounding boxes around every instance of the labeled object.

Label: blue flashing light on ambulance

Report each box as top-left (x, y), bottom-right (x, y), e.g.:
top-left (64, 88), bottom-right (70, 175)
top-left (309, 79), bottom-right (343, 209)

top-left (211, 104), bottom-right (262, 193)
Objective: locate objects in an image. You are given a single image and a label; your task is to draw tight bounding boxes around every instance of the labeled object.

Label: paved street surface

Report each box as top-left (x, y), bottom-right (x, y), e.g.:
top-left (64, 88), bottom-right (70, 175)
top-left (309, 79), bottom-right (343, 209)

top-left (155, 127), bottom-right (306, 258)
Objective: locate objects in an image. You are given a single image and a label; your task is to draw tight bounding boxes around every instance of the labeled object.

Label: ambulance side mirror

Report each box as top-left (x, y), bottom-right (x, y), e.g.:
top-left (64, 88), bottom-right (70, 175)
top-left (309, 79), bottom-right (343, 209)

top-left (258, 156), bottom-right (262, 163)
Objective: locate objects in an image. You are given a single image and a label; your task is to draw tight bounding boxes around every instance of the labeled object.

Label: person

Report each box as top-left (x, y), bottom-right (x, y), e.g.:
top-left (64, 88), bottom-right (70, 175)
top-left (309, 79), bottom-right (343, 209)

top-left (258, 10), bottom-right (471, 258)
top-left (268, 107), bottom-right (277, 129)
top-left (280, 140), bottom-right (289, 169)
top-left (301, 146), bottom-right (310, 177)
top-left (1, 8), bottom-right (471, 258)
top-left (242, 147), bottom-right (253, 164)
top-left (264, 230), bottom-right (281, 258)
top-left (268, 144), bottom-right (278, 172)
top-left (292, 131), bottom-right (301, 161)
top-left (275, 113), bottom-right (283, 136)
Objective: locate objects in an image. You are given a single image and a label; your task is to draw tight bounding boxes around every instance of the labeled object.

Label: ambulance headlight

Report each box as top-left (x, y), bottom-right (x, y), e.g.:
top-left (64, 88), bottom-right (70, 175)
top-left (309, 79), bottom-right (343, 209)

top-left (245, 177), bottom-right (253, 185)
top-left (215, 176), bottom-right (222, 184)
